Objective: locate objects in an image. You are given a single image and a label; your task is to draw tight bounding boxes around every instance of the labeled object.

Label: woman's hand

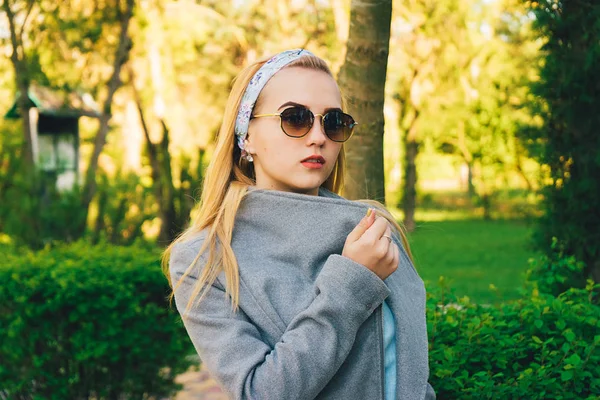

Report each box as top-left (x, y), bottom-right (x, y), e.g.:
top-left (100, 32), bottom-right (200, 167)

top-left (341, 209), bottom-right (400, 280)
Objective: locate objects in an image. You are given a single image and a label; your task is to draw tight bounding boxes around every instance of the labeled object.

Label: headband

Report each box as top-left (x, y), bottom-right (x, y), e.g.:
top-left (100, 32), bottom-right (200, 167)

top-left (234, 49), bottom-right (315, 152)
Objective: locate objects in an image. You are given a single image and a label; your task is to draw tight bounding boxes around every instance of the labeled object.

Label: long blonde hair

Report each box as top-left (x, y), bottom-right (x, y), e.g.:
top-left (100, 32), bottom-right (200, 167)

top-left (162, 53), bottom-right (412, 313)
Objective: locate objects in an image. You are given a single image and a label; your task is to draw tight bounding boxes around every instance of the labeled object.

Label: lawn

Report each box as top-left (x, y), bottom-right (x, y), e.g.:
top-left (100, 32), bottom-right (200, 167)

top-left (406, 218), bottom-right (539, 304)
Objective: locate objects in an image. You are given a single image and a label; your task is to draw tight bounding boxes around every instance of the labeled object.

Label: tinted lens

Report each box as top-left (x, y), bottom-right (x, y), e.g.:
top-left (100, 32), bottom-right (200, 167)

top-left (280, 107), bottom-right (313, 137)
top-left (323, 111), bottom-right (355, 142)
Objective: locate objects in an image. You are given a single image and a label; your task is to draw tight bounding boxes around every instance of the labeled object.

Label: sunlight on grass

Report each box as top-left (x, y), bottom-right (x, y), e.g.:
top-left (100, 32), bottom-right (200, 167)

top-left (406, 219), bottom-right (539, 304)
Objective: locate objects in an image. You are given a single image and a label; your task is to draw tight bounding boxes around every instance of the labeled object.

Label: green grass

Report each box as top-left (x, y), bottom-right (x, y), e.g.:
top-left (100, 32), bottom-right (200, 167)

top-left (407, 219), bottom-right (540, 304)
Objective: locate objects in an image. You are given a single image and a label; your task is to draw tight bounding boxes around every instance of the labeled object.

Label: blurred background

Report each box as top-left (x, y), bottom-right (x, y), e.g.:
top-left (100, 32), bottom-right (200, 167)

top-left (1, 0), bottom-right (598, 399)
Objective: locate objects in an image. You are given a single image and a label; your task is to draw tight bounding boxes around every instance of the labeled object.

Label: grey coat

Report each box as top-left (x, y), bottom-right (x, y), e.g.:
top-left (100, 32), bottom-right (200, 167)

top-left (170, 187), bottom-right (436, 400)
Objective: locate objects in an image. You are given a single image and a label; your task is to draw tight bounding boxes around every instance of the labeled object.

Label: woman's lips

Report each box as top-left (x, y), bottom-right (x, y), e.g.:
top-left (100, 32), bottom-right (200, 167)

top-left (300, 155), bottom-right (326, 170)
top-left (301, 161), bottom-right (324, 169)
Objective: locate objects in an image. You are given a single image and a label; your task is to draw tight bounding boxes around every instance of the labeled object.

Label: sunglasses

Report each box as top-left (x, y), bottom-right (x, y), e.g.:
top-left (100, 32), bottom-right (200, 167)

top-left (251, 106), bottom-right (357, 143)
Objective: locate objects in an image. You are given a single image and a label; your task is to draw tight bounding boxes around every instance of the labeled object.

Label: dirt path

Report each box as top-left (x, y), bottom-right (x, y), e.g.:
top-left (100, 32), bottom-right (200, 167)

top-left (173, 363), bottom-right (227, 400)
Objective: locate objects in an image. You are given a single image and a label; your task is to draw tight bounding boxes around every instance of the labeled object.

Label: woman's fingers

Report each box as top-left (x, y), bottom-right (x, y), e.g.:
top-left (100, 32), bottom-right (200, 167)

top-left (362, 216), bottom-right (389, 243)
top-left (342, 212), bottom-right (401, 281)
top-left (346, 209), bottom-right (376, 243)
top-left (384, 235), bottom-right (395, 263)
top-left (373, 224), bottom-right (393, 258)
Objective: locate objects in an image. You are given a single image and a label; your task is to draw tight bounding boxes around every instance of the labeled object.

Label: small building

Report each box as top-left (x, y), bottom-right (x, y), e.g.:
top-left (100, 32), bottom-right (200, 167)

top-left (4, 84), bottom-right (100, 191)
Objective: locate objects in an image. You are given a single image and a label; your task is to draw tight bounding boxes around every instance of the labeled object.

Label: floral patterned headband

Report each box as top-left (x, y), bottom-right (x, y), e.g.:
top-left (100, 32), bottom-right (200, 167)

top-left (234, 49), bottom-right (315, 154)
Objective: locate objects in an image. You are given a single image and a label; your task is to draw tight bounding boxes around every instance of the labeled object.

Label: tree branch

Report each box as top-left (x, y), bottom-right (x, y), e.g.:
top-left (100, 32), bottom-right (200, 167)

top-left (3, 0), bottom-right (34, 167)
top-left (17, 0), bottom-right (35, 40)
top-left (81, 0), bottom-right (135, 212)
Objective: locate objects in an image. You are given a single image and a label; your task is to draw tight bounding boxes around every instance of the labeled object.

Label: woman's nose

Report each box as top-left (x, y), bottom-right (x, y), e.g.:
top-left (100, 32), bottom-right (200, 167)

top-left (305, 115), bottom-right (327, 146)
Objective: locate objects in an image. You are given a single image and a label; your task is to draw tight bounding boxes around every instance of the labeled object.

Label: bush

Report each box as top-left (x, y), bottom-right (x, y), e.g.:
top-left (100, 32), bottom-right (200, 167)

top-left (4, 240), bottom-right (597, 399)
top-left (524, 1), bottom-right (600, 281)
top-left (427, 278), bottom-right (600, 399)
top-left (0, 168), bottom-right (87, 248)
top-left (527, 238), bottom-right (588, 297)
top-left (0, 241), bottom-right (197, 399)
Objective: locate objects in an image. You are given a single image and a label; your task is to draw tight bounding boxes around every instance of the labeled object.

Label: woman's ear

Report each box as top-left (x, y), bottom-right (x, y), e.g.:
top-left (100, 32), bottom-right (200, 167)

top-left (244, 136), bottom-right (255, 155)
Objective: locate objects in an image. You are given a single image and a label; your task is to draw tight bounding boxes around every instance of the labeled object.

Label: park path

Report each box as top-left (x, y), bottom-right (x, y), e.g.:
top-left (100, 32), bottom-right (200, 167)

top-left (173, 363), bottom-right (227, 400)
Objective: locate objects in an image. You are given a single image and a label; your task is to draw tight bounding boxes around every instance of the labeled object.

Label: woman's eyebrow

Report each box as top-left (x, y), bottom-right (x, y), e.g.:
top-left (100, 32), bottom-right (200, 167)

top-left (277, 102), bottom-right (343, 113)
top-left (277, 101), bottom-right (305, 110)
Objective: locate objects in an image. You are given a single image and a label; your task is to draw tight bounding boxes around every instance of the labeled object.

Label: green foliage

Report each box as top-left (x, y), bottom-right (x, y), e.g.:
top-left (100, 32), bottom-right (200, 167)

top-left (92, 169), bottom-right (156, 245)
top-left (387, 0), bottom-right (540, 219)
top-left (18, 0), bottom-right (132, 95)
top-left (0, 242), bottom-right (196, 399)
top-left (428, 278), bottom-right (600, 399)
top-left (136, 0), bottom-right (341, 153)
top-left (527, 237), bottom-right (588, 297)
top-left (523, 1), bottom-right (600, 280)
top-left (0, 129), bottom-right (86, 247)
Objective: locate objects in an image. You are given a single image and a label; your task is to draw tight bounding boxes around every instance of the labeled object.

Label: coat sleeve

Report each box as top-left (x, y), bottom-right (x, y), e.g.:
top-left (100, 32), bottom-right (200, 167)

top-left (170, 240), bottom-right (391, 400)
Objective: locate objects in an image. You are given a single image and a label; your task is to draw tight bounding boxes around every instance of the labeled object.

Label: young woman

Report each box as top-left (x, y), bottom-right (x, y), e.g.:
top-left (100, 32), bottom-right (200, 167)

top-left (163, 49), bottom-right (435, 400)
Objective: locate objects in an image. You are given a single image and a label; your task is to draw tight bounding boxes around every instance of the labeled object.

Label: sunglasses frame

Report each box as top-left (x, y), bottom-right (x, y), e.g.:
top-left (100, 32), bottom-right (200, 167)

top-left (251, 106), bottom-right (358, 143)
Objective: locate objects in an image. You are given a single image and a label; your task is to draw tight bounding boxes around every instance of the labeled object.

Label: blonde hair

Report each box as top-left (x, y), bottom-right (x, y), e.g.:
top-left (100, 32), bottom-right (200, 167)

top-left (162, 53), bottom-right (412, 313)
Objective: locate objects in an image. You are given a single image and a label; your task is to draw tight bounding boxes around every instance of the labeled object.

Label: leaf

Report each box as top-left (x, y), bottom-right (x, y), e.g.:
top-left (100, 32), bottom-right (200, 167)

top-left (564, 353), bottom-right (582, 366)
top-left (534, 319), bottom-right (544, 329)
top-left (564, 330), bottom-right (576, 343)
top-left (561, 370), bottom-right (574, 382)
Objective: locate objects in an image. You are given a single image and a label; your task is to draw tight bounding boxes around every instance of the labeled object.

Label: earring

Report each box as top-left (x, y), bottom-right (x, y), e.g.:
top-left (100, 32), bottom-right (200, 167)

top-left (241, 149), bottom-right (254, 163)
top-left (242, 139), bottom-right (253, 162)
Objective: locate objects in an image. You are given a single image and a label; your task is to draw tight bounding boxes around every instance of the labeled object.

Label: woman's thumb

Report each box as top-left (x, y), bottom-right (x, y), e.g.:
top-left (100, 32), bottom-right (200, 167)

top-left (347, 209), bottom-right (374, 243)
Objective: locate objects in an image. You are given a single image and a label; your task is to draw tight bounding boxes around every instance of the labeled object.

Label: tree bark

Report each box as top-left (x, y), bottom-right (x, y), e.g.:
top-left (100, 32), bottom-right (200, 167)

top-left (337, 0), bottom-right (392, 202)
top-left (79, 0), bottom-right (135, 234)
top-left (466, 162), bottom-right (475, 196)
top-left (158, 120), bottom-right (178, 242)
top-left (456, 121), bottom-right (476, 196)
top-left (402, 108), bottom-right (420, 232)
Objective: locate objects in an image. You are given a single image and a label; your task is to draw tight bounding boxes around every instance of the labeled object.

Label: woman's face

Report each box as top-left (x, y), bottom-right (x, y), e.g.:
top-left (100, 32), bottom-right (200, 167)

top-left (244, 67), bottom-right (343, 196)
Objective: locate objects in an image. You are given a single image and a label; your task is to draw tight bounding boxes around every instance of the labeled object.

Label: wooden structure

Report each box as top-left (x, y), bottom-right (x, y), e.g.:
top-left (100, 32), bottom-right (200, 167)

top-left (4, 85), bottom-right (100, 190)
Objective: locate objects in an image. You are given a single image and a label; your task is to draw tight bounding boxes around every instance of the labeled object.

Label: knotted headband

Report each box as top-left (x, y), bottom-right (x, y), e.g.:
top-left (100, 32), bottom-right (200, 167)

top-left (234, 49), bottom-right (315, 152)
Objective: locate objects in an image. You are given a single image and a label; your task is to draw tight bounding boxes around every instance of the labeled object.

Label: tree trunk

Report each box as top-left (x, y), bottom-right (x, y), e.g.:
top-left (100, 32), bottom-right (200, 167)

top-left (158, 120), bottom-right (178, 243)
top-left (337, 0), bottom-right (392, 202)
top-left (455, 121), bottom-right (475, 196)
top-left (79, 0), bottom-right (135, 235)
top-left (514, 144), bottom-right (533, 191)
top-left (402, 109), bottom-right (420, 232)
top-left (592, 261), bottom-right (600, 287)
top-left (3, 0), bottom-right (34, 168)
top-left (129, 66), bottom-right (168, 241)
top-left (92, 180), bottom-right (108, 244)
top-left (467, 162), bottom-right (475, 197)
top-left (129, 47), bottom-right (179, 243)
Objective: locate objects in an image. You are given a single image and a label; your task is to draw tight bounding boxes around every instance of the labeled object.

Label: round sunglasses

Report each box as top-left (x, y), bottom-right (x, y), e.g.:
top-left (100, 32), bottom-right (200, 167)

top-left (251, 106), bottom-right (357, 143)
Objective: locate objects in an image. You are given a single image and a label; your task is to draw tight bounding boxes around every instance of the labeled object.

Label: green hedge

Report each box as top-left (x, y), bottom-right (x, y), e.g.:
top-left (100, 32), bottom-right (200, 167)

top-left (2, 242), bottom-right (598, 399)
top-left (0, 241), bottom-right (196, 399)
top-left (427, 278), bottom-right (600, 399)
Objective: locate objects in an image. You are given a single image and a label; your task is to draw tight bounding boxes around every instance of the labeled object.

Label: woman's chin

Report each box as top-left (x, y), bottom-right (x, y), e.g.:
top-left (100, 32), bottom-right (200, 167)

top-left (288, 180), bottom-right (326, 195)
